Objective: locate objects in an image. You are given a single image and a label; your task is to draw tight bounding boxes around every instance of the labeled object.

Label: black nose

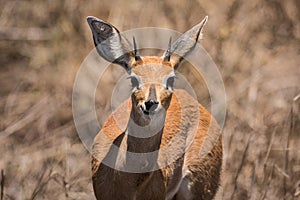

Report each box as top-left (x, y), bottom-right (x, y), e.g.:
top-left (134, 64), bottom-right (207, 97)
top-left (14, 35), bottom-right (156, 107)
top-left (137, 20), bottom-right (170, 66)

top-left (144, 100), bottom-right (159, 112)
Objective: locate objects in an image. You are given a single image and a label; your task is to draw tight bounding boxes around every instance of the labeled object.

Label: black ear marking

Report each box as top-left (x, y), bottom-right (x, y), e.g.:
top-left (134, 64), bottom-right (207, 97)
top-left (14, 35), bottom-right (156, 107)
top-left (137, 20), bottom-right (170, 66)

top-left (163, 16), bottom-right (208, 69)
top-left (87, 17), bottom-right (115, 45)
top-left (92, 20), bottom-right (112, 34)
top-left (86, 16), bottom-right (134, 74)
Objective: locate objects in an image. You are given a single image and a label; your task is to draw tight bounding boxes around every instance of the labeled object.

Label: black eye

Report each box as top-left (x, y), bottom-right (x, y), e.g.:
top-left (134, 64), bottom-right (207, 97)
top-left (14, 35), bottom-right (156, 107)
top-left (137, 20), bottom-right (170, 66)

top-left (166, 76), bottom-right (175, 90)
top-left (131, 76), bottom-right (140, 89)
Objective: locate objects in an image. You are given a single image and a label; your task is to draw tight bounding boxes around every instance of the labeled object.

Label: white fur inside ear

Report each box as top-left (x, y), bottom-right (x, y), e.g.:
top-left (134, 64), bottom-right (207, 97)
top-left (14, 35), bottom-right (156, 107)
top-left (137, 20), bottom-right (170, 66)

top-left (197, 15), bottom-right (207, 42)
top-left (198, 16), bottom-right (208, 41)
top-left (166, 16), bottom-right (208, 68)
top-left (198, 32), bottom-right (203, 40)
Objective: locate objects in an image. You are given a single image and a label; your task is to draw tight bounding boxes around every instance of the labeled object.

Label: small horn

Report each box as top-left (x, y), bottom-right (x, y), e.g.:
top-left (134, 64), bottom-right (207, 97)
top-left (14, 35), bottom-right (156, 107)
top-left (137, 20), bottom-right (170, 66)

top-left (133, 36), bottom-right (141, 61)
top-left (164, 37), bottom-right (172, 62)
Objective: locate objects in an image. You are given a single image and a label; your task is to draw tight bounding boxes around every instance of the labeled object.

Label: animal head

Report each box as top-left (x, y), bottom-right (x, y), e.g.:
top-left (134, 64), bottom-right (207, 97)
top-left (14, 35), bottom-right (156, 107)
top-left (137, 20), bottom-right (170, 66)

top-left (87, 16), bottom-right (207, 117)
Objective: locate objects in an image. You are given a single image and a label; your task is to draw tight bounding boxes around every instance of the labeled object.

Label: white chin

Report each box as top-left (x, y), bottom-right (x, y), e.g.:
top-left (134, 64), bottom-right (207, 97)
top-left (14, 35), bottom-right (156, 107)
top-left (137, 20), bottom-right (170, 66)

top-left (139, 106), bottom-right (161, 116)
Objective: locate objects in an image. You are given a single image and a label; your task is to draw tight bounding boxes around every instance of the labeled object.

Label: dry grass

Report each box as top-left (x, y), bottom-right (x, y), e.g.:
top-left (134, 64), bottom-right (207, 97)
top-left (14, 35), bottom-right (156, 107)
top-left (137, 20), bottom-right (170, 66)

top-left (0, 0), bottom-right (299, 199)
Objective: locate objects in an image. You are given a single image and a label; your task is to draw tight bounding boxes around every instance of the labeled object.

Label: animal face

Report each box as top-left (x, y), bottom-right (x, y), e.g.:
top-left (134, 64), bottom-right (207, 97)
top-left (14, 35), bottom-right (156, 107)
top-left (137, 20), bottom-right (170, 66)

top-left (87, 16), bottom-right (207, 117)
top-left (129, 57), bottom-right (175, 116)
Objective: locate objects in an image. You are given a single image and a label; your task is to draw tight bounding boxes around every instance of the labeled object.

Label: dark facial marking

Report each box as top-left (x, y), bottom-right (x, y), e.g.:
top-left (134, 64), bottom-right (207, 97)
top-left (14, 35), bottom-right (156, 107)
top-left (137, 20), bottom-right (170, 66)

top-left (147, 84), bottom-right (157, 102)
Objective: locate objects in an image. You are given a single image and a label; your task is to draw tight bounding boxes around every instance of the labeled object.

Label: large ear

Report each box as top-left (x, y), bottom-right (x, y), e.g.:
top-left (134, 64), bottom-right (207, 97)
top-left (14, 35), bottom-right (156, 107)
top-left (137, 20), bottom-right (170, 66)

top-left (163, 16), bottom-right (208, 70)
top-left (87, 16), bottom-right (135, 73)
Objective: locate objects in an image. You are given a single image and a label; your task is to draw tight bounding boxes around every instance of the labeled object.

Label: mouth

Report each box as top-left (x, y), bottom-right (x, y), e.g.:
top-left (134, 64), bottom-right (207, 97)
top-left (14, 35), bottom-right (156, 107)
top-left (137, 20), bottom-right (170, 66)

top-left (140, 105), bottom-right (157, 115)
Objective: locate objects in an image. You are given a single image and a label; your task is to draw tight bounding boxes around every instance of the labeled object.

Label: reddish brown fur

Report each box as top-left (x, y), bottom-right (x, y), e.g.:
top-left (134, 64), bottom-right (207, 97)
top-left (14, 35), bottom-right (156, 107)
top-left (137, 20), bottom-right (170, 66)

top-left (88, 16), bottom-right (222, 200)
top-left (92, 69), bottom-right (223, 199)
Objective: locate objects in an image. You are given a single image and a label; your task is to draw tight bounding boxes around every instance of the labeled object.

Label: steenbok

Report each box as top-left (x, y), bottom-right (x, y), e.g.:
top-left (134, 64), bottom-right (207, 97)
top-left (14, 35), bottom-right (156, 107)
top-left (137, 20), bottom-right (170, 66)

top-left (87, 16), bottom-right (222, 200)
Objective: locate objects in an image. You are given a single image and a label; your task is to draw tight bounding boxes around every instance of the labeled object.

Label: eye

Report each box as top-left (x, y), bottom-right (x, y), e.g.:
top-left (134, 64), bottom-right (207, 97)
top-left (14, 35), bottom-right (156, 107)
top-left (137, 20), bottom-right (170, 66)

top-left (166, 76), bottom-right (175, 90)
top-left (130, 76), bottom-right (141, 90)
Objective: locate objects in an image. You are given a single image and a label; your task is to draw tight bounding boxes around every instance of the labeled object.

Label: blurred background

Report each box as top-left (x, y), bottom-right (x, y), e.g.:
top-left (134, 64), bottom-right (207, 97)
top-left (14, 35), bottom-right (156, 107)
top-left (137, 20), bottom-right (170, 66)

top-left (0, 0), bottom-right (299, 199)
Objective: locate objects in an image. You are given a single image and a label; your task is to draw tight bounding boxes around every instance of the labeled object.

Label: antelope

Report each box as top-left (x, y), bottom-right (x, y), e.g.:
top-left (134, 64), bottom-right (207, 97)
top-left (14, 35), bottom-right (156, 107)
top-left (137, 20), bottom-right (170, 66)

top-left (87, 16), bottom-right (223, 200)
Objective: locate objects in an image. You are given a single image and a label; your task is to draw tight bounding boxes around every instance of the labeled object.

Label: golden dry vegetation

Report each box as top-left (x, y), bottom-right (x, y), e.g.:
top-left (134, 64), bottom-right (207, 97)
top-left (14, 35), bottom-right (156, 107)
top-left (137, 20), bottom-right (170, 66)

top-left (0, 0), bottom-right (300, 199)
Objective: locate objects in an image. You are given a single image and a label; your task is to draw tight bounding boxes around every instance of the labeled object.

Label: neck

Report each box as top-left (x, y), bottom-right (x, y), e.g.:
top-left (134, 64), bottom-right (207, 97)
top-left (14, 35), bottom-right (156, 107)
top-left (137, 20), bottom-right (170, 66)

top-left (126, 108), bottom-right (166, 153)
